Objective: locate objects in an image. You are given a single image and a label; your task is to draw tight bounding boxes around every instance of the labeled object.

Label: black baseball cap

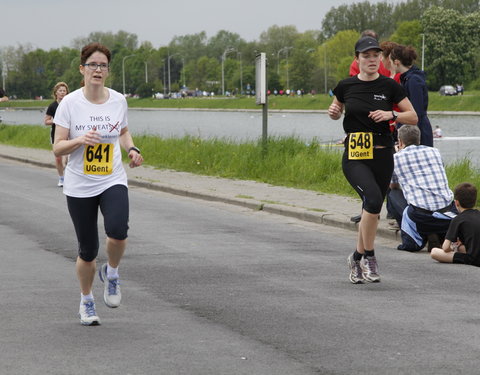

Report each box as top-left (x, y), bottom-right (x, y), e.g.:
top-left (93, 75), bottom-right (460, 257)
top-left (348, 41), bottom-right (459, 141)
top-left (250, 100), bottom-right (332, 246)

top-left (355, 36), bottom-right (382, 53)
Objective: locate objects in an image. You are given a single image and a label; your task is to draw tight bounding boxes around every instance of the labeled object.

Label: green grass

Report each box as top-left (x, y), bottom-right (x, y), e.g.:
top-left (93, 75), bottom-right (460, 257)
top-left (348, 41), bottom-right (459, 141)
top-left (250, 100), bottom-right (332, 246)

top-left (2, 124), bottom-right (480, 205)
top-left (3, 91), bottom-right (480, 111)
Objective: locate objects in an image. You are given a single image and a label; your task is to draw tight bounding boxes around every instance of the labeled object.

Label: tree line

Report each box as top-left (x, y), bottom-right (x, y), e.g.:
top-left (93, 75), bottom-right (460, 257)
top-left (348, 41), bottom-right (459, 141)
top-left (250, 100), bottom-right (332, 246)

top-left (1, 0), bottom-right (479, 99)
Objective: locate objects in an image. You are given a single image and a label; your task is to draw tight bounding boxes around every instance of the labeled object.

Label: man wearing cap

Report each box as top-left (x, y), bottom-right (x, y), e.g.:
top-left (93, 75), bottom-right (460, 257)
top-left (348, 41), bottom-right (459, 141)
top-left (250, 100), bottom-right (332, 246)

top-left (328, 36), bottom-right (418, 284)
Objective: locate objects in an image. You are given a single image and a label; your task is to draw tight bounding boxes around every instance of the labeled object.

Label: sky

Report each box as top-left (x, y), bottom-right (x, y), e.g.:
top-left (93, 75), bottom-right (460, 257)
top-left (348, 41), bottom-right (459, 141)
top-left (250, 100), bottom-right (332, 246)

top-left (3, 0), bottom-right (401, 50)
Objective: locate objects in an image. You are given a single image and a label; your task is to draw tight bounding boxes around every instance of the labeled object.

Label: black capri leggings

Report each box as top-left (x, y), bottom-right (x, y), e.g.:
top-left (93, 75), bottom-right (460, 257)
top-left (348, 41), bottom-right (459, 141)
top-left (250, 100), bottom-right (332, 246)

top-left (342, 147), bottom-right (394, 214)
top-left (67, 184), bottom-right (129, 262)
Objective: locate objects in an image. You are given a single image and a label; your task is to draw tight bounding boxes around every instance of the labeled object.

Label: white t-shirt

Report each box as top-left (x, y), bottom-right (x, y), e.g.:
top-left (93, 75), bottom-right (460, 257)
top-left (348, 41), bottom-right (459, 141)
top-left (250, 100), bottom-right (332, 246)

top-left (54, 88), bottom-right (128, 198)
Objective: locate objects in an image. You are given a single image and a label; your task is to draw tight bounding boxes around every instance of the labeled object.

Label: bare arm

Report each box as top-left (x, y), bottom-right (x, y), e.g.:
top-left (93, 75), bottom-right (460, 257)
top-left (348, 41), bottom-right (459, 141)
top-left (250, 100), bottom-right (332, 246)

top-left (328, 97), bottom-right (344, 120)
top-left (119, 126), bottom-right (143, 168)
top-left (395, 97), bottom-right (418, 125)
top-left (53, 125), bottom-right (101, 157)
top-left (442, 239), bottom-right (452, 252)
top-left (44, 115), bottom-right (53, 126)
top-left (368, 97), bottom-right (418, 125)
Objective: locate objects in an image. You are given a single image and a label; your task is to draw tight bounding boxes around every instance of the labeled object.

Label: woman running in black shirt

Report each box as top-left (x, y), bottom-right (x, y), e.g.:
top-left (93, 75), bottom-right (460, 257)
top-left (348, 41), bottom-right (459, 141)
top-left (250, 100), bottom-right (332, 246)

top-left (328, 36), bottom-right (418, 284)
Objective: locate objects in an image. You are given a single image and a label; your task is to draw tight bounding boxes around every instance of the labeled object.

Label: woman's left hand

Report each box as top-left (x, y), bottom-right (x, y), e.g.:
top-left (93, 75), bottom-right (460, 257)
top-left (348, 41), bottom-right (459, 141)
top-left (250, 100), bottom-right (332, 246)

top-left (368, 110), bottom-right (392, 123)
top-left (128, 150), bottom-right (144, 168)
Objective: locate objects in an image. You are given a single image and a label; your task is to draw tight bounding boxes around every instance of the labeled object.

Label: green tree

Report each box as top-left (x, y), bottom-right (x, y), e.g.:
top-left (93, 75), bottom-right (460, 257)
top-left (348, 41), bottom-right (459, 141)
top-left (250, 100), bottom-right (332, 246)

top-left (321, 1), bottom-right (395, 39)
top-left (207, 30), bottom-right (245, 60)
top-left (392, 0), bottom-right (479, 24)
top-left (258, 25), bottom-right (299, 57)
top-left (422, 6), bottom-right (480, 90)
top-left (289, 32), bottom-right (319, 91)
top-left (169, 32), bottom-right (208, 62)
top-left (321, 30), bottom-right (359, 83)
top-left (188, 56), bottom-right (220, 91)
top-left (389, 20), bottom-right (422, 47)
top-left (72, 30), bottom-right (139, 51)
top-left (389, 20), bottom-right (423, 67)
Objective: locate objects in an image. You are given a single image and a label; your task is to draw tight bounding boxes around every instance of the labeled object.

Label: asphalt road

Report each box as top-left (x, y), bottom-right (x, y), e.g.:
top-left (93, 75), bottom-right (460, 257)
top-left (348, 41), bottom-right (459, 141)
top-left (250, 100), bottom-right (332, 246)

top-left (1, 158), bottom-right (480, 375)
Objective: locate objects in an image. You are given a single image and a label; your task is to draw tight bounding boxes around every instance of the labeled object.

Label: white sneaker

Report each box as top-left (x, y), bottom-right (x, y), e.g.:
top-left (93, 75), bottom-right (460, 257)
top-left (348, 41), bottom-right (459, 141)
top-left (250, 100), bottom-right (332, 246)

top-left (347, 254), bottom-right (365, 284)
top-left (78, 300), bottom-right (100, 326)
top-left (57, 177), bottom-right (64, 187)
top-left (361, 256), bottom-right (381, 282)
top-left (99, 263), bottom-right (121, 308)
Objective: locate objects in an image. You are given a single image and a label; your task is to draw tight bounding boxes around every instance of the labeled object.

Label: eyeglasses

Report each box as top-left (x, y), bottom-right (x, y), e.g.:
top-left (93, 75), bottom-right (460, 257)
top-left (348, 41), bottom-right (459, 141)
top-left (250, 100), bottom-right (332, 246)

top-left (82, 63), bottom-right (109, 71)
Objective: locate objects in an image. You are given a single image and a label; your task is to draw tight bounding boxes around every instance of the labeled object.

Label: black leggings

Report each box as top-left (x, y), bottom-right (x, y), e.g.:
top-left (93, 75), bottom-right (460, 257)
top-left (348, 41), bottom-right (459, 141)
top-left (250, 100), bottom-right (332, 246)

top-left (342, 148), bottom-right (394, 214)
top-left (67, 184), bottom-right (129, 262)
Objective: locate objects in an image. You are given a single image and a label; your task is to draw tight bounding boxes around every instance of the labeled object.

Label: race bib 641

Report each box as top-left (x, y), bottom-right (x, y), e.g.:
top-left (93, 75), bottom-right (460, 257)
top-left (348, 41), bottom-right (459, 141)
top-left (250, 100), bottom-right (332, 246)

top-left (83, 143), bottom-right (114, 175)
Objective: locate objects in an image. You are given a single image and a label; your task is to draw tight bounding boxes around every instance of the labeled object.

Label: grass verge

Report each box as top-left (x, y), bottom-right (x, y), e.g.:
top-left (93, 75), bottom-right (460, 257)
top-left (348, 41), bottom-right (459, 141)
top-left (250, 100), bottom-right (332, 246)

top-left (1, 124), bottom-right (480, 205)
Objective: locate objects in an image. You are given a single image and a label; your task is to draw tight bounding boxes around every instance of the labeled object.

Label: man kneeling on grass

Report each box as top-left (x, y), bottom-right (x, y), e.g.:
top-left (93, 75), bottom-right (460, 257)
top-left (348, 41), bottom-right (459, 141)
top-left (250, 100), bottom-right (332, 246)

top-left (431, 182), bottom-right (480, 266)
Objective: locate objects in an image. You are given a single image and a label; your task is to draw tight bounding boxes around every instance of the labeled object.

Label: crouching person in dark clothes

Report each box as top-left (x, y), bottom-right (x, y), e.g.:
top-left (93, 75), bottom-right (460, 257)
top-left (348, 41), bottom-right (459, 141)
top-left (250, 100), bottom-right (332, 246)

top-left (389, 125), bottom-right (457, 251)
top-left (431, 183), bottom-right (480, 266)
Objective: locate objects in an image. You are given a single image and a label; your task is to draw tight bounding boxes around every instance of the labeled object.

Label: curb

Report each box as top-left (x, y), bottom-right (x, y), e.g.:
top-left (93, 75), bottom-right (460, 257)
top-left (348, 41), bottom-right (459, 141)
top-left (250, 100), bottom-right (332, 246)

top-left (0, 151), bottom-right (400, 242)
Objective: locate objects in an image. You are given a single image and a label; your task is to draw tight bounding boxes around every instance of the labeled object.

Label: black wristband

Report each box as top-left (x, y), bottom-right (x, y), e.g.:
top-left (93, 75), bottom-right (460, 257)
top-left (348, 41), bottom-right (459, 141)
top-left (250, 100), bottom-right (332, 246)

top-left (129, 146), bottom-right (141, 154)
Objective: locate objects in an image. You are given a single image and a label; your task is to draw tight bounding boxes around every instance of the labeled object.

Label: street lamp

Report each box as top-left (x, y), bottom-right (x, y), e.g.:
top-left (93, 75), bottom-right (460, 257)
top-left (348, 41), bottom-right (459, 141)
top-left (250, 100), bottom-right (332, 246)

top-left (421, 33), bottom-right (425, 71)
top-left (181, 57), bottom-right (186, 89)
top-left (323, 47), bottom-right (328, 94)
top-left (122, 54), bottom-right (135, 96)
top-left (168, 53), bottom-right (183, 94)
top-left (1, 61), bottom-right (8, 91)
top-left (237, 52), bottom-right (243, 95)
top-left (221, 47), bottom-right (236, 95)
top-left (277, 47), bottom-right (293, 89)
top-left (162, 59), bottom-right (167, 95)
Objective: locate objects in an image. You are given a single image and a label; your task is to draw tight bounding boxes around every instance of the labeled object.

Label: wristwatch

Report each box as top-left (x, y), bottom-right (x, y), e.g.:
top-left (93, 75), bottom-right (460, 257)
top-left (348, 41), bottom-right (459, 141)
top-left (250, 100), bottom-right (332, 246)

top-left (128, 146), bottom-right (141, 154)
top-left (391, 111), bottom-right (398, 122)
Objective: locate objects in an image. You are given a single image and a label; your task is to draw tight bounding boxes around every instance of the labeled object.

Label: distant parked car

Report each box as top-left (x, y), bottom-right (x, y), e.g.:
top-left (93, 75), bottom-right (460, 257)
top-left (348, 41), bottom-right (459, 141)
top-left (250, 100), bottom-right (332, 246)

top-left (439, 85), bottom-right (458, 96)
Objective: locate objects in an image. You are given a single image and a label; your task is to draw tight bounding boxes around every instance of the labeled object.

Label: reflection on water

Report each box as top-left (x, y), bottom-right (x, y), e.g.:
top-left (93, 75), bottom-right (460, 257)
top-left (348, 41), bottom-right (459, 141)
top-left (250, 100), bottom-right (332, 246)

top-left (1, 108), bottom-right (480, 167)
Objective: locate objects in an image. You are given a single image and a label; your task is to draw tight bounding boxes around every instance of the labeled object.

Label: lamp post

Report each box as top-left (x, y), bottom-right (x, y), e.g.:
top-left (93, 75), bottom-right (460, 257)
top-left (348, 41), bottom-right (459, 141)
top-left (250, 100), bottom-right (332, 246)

top-left (237, 52), bottom-right (243, 94)
top-left (168, 53), bottom-right (182, 94)
top-left (421, 33), bottom-right (425, 71)
top-left (324, 47), bottom-right (328, 94)
top-left (122, 54), bottom-right (135, 96)
top-left (182, 57), bottom-right (186, 89)
top-left (162, 59), bottom-right (166, 95)
top-left (277, 47), bottom-right (293, 89)
top-left (221, 47), bottom-right (236, 95)
top-left (144, 49), bottom-right (155, 84)
top-left (2, 61), bottom-right (7, 91)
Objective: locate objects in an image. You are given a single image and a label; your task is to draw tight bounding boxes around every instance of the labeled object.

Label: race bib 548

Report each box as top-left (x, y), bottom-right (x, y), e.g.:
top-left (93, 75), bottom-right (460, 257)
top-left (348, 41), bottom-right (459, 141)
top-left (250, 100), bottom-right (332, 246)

top-left (83, 143), bottom-right (114, 175)
top-left (348, 132), bottom-right (373, 160)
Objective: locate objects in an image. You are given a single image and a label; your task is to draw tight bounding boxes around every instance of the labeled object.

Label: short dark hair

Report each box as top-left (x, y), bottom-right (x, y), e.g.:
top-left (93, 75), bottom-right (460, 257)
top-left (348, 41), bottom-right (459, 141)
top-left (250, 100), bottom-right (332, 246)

top-left (80, 42), bottom-right (111, 65)
top-left (454, 182), bottom-right (477, 209)
top-left (398, 125), bottom-right (420, 147)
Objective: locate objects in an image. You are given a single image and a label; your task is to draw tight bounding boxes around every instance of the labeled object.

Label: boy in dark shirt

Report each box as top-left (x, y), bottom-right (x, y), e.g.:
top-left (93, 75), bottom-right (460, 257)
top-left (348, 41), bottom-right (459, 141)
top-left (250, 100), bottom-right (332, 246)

top-left (431, 183), bottom-right (480, 266)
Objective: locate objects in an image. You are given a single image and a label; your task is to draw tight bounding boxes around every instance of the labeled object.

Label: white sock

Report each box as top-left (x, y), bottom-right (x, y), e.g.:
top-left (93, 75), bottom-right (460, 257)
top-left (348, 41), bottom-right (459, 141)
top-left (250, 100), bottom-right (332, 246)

top-left (107, 264), bottom-right (119, 279)
top-left (81, 293), bottom-right (94, 303)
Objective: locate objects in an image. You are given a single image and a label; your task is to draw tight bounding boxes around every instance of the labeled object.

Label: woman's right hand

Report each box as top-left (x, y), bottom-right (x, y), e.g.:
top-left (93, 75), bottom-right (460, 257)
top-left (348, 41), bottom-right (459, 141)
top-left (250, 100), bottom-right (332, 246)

top-left (83, 128), bottom-right (101, 146)
top-left (328, 103), bottom-right (342, 120)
